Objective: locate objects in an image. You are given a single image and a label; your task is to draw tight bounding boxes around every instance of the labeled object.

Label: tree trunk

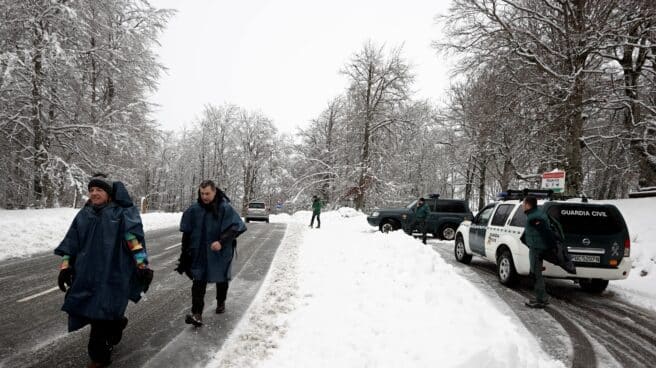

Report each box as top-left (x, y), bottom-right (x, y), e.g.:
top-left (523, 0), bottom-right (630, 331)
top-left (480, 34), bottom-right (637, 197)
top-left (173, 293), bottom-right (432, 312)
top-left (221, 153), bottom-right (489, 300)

top-left (563, 106), bottom-right (583, 196)
top-left (464, 155), bottom-right (474, 203)
top-left (477, 157), bottom-right (487, 211)
top-left (31, 23), bottom-right (48, 207)
top-left (355, 111), bottom-right (372, 211)
top-left (563, 1), bottom-right (586, 196)
top-left (499, 156), bottom-right (513, 191)
top-left (242, 163), bottom-right (256, 215)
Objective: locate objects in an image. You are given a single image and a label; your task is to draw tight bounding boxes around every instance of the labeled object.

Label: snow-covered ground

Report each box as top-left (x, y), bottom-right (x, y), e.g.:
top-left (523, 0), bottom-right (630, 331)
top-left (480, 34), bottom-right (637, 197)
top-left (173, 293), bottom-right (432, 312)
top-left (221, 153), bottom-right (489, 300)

top-left (0, 208), bottom-right (181, 261)
top-left (0, 197), bottom-right (653, 367)
top-left (596, 197), bottom-right (656, 311)
top-left (210, 209), bottom-right (564, 368)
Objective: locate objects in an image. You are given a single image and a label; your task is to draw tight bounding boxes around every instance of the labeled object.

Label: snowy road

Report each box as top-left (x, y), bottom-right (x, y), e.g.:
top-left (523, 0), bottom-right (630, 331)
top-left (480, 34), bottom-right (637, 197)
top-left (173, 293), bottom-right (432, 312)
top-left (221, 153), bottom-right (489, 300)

top-left (0, 223), bottom-right (286, 368)
top-left (430, 240), bottom-right (656, 368)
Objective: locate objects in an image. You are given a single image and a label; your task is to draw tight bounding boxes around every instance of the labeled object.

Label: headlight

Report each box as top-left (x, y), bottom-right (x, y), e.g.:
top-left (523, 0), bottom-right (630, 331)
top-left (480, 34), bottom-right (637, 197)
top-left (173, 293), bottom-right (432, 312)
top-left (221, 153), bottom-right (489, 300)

top-left (371, 211), bottom-right (379, 217)
top-left (401, 214), bottom-right (407, 220)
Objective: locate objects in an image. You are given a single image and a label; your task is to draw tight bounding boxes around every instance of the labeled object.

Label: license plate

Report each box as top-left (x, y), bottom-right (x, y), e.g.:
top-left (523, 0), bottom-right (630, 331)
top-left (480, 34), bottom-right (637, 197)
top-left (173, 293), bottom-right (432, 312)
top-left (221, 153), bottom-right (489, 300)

top-left (571, 255), bottom-right (600, 263)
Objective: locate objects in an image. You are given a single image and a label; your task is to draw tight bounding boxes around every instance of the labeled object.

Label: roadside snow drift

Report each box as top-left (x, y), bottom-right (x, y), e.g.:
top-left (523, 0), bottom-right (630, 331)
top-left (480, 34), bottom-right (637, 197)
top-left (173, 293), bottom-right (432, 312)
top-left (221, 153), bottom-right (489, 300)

top-left (0, 208), bottom-right (181, 261)
top-left (212, 209), bottom-right (563, 368)
top-left (600, 197), bottom-right (656, 311)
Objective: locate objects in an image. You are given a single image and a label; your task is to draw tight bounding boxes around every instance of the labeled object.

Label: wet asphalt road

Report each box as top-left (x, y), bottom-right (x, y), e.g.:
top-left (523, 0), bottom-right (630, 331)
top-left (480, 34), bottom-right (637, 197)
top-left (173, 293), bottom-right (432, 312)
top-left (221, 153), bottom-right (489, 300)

top-left (430, 239), bottom-right (656, 368)
top-left (0, 222), bottom-right (286, 368)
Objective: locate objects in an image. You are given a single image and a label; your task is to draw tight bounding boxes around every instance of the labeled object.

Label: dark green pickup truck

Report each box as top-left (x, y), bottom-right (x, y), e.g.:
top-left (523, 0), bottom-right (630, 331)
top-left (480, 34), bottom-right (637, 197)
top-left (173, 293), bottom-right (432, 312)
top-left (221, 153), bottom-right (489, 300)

top-left (366, 196), bottom-right (473, 240)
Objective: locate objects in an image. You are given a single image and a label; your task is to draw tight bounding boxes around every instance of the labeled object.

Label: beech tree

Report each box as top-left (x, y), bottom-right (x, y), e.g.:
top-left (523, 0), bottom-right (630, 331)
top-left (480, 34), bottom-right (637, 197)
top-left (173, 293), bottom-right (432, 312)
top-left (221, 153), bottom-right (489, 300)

top-left (341, 42), bottom-right (414, 210)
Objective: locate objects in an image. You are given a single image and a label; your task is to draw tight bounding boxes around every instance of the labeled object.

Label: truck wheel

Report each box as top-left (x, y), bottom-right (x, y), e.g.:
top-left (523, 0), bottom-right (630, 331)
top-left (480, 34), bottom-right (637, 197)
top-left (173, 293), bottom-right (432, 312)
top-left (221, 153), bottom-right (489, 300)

top-left (497, 249), bottom-right (519, 286)
top-left (440, 224), bottom-right (457, 240)
top-left (380, 220), bottom-right (398, 233)
top-left (579, 279), bottom-right (609, 294)
top-left (454, 235), bottom-right (472, 264)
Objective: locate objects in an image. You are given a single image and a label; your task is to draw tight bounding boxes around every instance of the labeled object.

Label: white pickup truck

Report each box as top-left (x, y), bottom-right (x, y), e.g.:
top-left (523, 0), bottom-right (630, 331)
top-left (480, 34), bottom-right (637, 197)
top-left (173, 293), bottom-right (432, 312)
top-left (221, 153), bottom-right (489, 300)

top-left (454, 198), bottom-right (632, 293)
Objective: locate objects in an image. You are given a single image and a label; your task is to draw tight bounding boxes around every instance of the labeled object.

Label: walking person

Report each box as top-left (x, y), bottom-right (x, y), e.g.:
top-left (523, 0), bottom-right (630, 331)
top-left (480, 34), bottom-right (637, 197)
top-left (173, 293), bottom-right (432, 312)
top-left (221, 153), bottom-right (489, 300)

top-left (309, 195), bottom-right (323, 228)
top-left (520, 195), bottom-right (555, 308)
top-left (55, 174), bottom-right (153, 367)
top-left (175, 180), bottom-right (246, 327)
top-left (414, 197), bottom-right (430, 244)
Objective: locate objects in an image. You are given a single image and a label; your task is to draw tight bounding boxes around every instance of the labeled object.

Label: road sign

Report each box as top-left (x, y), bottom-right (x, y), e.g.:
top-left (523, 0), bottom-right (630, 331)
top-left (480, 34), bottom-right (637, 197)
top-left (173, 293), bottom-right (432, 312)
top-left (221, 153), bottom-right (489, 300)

top-left (541, 170), bottom-right (566, 193)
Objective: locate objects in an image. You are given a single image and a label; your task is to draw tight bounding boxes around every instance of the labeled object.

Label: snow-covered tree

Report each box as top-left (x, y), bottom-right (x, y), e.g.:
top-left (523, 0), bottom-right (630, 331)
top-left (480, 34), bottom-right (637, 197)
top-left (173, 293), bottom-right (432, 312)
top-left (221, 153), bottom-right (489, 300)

top-left (0, 0), bottom-right (172, 208)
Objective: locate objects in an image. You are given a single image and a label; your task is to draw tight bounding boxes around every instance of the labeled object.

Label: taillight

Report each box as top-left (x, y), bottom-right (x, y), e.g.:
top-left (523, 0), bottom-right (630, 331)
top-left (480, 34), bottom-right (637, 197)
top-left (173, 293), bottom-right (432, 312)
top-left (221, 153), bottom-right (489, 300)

top-left (624, 238), bottom-right (630, 257)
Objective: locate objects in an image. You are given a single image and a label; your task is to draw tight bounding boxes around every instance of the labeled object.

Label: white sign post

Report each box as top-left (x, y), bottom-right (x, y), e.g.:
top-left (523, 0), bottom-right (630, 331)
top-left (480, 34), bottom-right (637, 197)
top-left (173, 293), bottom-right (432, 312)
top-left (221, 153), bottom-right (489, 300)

top-left (541, 170), bottom-right (566, 193)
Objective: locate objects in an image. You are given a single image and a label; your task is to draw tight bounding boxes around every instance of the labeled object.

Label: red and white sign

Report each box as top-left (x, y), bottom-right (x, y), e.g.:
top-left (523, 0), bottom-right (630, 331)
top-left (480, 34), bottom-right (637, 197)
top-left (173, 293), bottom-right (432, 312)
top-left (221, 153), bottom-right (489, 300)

top-left (541, 170), bottom-right (566, 193)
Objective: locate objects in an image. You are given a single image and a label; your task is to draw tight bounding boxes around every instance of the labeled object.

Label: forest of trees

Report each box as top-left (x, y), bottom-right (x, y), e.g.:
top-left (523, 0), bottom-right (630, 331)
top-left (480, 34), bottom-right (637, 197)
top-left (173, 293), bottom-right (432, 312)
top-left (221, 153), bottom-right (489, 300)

top-left (0, 0), bottom-right (171, 208)
top-left (437, 0), bottom-right (656, 206)
top-left (1, 0), bottom-right (655, 213)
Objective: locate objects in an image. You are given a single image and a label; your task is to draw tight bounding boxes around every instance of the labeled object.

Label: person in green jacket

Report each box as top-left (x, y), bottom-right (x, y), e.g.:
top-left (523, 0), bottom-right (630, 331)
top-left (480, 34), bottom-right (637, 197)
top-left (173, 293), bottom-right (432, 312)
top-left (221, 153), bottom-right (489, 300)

top-left (414, 197), bottom-right (430, 244)
top-left (310, 195), bottom-right (323, 228)
top-left (520, 195), bottom-right (555, 308)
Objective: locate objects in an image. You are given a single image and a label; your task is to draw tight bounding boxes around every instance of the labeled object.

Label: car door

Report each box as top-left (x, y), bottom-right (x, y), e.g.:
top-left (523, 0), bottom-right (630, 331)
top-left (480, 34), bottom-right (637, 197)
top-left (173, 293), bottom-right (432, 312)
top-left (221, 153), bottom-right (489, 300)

top-left (469, 204), bottom-right (496, 256)
top-left (485, 203), bottom-right (515, 256)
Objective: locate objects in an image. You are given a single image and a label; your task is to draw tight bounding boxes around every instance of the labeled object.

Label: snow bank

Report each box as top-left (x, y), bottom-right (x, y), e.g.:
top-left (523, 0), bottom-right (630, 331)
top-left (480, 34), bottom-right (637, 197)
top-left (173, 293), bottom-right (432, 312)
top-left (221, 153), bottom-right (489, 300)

top-left (597, 198), bottom-right (656, 311)
top-left (0, 208), bottom-right (181, 261)
top-left (211, 209), bottom-right (563, 368)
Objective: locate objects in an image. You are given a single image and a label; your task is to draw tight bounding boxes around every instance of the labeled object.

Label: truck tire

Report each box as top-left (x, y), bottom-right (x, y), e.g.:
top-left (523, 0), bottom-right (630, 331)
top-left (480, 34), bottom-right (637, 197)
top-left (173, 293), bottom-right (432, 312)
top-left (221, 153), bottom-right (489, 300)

top-left (439, 224), bottom-right (457, 240)
top-left (380, 219), bottom-right (399, 233)
top-left (454, 235), bottom-right (472, 264)
top-left (496, 248), bottom-right (519, 286)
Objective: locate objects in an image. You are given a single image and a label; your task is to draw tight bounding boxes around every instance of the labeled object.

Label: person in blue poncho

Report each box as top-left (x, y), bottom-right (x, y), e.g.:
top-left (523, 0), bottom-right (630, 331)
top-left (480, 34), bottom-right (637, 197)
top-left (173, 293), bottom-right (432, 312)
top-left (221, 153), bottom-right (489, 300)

top-left (175, 180), bottom-right (247, 327)
top-left (55, 173), bottom-right (153, 367)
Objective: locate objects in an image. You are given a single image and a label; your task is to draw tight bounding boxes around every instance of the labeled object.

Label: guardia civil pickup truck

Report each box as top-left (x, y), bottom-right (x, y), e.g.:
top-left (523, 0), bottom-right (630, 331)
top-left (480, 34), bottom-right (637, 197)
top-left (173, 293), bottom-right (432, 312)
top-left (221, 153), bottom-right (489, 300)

top-left (453, 190), bottom-right (631, 293)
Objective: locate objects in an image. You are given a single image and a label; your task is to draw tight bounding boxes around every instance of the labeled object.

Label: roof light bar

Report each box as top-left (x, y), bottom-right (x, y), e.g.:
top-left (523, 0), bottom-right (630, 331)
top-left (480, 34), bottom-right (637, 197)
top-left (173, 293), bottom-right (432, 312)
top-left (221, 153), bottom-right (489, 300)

top-left (497, 189), bottom-right (554, 201)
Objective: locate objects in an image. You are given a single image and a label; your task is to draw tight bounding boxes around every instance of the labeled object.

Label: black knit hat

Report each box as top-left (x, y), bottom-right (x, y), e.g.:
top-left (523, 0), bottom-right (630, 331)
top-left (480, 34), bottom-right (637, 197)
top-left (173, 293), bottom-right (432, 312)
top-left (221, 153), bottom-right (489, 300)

top-left (88, 174), bottom-right (113, 196)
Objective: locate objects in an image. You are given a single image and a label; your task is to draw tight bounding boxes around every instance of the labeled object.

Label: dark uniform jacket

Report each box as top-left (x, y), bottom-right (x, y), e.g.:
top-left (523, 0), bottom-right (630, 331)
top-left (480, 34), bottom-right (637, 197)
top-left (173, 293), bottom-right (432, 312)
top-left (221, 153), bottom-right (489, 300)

top-left (415, 203), bottom-right (430, 220)
top-left (522, 207), bottom-right (553, 251)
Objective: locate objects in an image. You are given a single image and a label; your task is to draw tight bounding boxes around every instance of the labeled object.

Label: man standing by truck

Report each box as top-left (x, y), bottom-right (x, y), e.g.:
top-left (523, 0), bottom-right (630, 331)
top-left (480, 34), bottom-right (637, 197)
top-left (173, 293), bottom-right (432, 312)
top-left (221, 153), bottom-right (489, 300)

top-left (521, 195), bottom-right (555, 308)
top-left (414, 197), bottom-right (430, 244)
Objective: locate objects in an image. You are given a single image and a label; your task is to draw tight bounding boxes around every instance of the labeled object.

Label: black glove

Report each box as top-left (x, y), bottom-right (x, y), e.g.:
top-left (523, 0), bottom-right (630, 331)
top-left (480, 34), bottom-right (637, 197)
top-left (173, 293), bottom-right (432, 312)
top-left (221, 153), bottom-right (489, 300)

top-left (137, 268), bottom-right (154, 293)
top-left (175, 251), bottom-right (192, 279)
top-left (58, 268), bottom-right (73, 292)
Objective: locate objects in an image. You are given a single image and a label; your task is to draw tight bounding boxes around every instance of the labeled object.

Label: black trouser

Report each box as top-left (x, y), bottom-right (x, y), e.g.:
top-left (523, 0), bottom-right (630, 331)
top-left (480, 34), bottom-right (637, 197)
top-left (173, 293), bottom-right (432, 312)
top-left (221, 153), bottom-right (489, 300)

top-left (415, 219), bottom-right (427, 244)
top-left (88, 318), bottom-right (127, 364)
top-left (310, 212), bottom-right (321, 227)
top-left (192, 280), bottom-right (229, 314)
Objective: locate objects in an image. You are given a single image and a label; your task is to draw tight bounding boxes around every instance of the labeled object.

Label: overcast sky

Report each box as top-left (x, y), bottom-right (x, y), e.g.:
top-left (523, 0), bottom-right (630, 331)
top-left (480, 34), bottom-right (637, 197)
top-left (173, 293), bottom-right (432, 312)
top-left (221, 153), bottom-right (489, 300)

top-left (147, 0), bottom-right (453, 134)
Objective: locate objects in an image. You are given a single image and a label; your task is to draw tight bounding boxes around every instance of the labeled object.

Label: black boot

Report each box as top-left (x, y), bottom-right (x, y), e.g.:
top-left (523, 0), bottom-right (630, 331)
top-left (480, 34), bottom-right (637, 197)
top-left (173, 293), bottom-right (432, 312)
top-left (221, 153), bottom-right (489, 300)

top-left (216, 302), bottom-right (225, 314)
top-left (524, 299), bottom-right (549, 308)
top-left (185, 313), bottom-right (203, 327)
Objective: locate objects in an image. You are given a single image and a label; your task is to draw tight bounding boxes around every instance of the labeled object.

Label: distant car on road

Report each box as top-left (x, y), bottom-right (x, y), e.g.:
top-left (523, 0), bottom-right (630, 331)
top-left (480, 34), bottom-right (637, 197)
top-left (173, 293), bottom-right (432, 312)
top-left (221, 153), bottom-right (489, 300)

top-left (245, 201), bottom-right (269, 223)
top-left (454, 190), bottom-right (632, 293)
top-left (366, 195), bottom-right (473, 240)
